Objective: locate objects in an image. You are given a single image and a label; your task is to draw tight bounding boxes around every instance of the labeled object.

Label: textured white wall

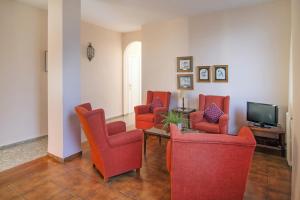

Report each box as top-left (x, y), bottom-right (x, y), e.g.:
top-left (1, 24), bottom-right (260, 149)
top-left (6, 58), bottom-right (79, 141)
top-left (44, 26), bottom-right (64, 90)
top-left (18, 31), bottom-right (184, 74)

top-left (142, 0), bottom-right (290, 133)
top-left (291, 0), bottom-right (300, 199)
top-left (80, 22), bottom-right (123, 119)
top-left (48, 0), bottom-right (81, 158)
top-left (142, 17), bottom-right (189, 108)
top-left (0, 0), bottom-right (48, 147)
top-left (189, 0), bottom-right (290, 132)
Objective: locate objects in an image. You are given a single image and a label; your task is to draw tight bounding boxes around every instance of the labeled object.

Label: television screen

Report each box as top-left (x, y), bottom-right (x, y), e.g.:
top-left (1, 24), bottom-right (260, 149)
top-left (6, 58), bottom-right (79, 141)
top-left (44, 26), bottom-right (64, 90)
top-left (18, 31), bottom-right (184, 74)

top-left (247, 102), bottom-right (278, 127)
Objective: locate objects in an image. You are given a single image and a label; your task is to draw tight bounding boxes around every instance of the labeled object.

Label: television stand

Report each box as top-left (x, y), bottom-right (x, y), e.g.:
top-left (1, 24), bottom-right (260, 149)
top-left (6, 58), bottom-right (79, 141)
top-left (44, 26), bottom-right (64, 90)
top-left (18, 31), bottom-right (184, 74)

top-left (248, 125), bottom-right (286, 157)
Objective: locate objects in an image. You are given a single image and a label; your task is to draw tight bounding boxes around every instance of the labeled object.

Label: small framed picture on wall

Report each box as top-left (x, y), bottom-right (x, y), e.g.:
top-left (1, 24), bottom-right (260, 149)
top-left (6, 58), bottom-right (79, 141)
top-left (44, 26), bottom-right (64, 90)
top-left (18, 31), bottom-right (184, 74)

top-left (213, 65), bottom-right (228, 82)
top-left (177, 74), bottom-right (194, 90)
top-left (177, 56), bottom-right (193, 72)
top-left (197, 66), bottom-right (211, 82)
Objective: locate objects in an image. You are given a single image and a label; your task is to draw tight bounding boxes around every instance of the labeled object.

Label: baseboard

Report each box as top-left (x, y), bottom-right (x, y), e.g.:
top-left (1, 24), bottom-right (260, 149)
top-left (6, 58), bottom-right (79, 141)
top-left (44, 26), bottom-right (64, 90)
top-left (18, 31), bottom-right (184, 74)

top-left (48, 151), bottom-right (82, 163)
top-left (0, 135), bottom-right (48, 150)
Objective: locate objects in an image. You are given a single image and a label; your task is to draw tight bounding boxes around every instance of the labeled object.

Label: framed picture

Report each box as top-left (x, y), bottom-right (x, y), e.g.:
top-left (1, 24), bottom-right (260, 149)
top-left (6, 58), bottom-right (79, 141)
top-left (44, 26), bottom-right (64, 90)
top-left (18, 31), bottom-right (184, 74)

top-left (197, 66), bottom-right (211, 82)
top-left (177, 74), bottom-right (194, 90)
top-left (177, 56), bottom-right (193, 72)
top-left (213, 65), bottom-right (228, 82)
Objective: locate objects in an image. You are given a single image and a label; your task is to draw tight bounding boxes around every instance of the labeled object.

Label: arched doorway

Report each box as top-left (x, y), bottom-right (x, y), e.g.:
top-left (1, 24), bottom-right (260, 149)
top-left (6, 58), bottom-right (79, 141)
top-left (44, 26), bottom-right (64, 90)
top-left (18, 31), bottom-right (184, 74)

top-left (123, 41), bottom-right (142, 114)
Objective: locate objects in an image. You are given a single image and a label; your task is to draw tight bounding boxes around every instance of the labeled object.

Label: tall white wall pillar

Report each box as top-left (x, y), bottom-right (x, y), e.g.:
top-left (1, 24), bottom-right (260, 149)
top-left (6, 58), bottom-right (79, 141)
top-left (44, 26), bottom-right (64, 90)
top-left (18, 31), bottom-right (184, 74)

top-left (48, 0), bottom-right (81, 159)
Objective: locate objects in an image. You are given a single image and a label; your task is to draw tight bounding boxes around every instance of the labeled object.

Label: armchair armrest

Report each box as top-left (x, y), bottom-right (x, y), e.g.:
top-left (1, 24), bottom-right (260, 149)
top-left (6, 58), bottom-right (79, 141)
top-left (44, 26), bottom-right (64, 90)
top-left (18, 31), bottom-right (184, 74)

top-left (134, 105), bottom-right (151, 115)
top-left (189, 111), bottom-right (204, 129)
top-left (106, 121), bottom-right (126, 136)
top-left (153, 106), bottom-right (168, 125)
top-left (108, 129), bottom-right (143, 147)
top-left (219, 114), bottom-right (229, 134)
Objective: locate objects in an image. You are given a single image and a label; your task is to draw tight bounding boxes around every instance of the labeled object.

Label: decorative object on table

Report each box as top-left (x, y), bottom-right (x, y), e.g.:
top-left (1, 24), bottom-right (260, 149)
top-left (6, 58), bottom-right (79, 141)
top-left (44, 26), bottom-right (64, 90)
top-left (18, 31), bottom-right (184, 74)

top-left (197, 66), bottom-right (211, 82)
top-left (87, 43), bottom-right (95, 61)
top-left (178, 90), bottom-right (187, 110)
top-left (177, 74), bottom-right (194, 90)
top-left (44, 50), bottom-right (48, 72)
top-left (213, 65), bottom-right (228, 82)
top-left (177, 56), bottom-right (193, 72)
top-left (162, 111), bottom-right (187, 130)
top-left (172, 107), bottom-right (196, 129)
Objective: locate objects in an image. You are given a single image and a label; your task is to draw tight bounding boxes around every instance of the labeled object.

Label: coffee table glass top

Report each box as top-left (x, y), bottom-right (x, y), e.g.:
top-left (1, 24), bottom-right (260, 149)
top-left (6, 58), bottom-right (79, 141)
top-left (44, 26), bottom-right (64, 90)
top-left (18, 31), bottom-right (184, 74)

top-left (144, 127), bottom-right (200, 138)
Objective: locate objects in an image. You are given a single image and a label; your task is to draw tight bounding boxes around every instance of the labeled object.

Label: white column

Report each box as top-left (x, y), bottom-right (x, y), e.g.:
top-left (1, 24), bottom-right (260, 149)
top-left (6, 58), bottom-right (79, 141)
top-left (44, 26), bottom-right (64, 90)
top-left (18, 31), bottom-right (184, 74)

top-left (48, 0), bottom-right (81, 159)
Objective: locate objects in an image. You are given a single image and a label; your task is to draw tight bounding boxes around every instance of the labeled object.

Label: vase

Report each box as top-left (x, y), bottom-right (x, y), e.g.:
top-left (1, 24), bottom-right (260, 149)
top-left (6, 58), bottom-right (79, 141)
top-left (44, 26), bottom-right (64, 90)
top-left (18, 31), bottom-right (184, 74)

top-left (177, 123), bottom-right (182, 130)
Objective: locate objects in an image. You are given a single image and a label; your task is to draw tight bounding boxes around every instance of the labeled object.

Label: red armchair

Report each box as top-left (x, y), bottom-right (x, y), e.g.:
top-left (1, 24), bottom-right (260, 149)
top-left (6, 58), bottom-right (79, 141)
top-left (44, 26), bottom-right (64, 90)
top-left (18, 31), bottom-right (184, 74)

top-left (134, 91), bottom-right (171, 129)
top-left (190, 94), bottom-right (230, 134)
top-left (75, 103), bottom-right (143, 181)
top-left (166, 124), bottom-right (256, 200)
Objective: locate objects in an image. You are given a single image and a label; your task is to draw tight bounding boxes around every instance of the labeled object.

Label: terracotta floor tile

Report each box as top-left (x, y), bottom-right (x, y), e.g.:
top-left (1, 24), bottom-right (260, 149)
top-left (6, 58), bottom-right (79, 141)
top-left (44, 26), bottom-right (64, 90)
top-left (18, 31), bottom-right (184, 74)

top-left (0, 138), bottom-right (291, 200)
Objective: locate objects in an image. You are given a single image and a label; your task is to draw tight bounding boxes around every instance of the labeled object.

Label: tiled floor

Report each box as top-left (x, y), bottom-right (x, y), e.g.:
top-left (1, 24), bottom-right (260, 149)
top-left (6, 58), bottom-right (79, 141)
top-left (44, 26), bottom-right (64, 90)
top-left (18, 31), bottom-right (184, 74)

top-left (0, 136), bottom-right (291, 200)
top-left (0, 113), bottom-right (135, 172)
top-left (0, 137), bottom-right (48, 172)
top-left (0, 113), bottom-right (292, 199)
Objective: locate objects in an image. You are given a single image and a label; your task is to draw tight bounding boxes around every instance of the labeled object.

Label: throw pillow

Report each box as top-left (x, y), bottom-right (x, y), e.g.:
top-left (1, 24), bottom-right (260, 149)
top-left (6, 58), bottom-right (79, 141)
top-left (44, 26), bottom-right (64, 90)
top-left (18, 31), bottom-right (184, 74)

top-left (204, 103), bottom-right (224, 123)
top-left (150, 97), bottom-right (163, 112)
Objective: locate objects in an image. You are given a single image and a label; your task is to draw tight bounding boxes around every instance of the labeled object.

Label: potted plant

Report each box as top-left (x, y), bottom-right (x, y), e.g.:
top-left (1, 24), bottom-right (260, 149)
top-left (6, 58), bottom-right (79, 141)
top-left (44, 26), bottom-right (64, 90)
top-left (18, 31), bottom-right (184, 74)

top-left (162, 111), bottom-right (187, 131)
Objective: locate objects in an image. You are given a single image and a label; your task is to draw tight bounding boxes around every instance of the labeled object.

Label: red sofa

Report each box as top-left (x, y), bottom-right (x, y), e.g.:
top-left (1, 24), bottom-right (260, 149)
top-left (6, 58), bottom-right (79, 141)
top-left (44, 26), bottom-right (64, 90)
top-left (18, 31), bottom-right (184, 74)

top-left (190, 94), bottom-right (230, 134)
top-left (134, 91), bottom-right (171, 129)
top-left (75, 103), bottom-right (143, 181)
top-left (166, 124), bottom-right (256, 200)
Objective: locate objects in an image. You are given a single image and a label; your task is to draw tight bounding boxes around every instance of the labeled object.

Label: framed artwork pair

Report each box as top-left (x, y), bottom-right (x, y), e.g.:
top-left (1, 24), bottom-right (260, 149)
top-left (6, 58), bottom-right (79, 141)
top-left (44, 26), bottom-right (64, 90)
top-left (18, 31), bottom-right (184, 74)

top-left (177, 56), bottom-right (194, 90)
top-left (197, 65), bottom-right (228, 83)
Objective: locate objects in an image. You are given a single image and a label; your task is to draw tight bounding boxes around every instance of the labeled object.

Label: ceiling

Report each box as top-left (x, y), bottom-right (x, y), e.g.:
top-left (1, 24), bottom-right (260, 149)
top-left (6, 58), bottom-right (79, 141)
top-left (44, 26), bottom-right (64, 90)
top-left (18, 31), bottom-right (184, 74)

top-left (17, 0), bottom-right (274, 32)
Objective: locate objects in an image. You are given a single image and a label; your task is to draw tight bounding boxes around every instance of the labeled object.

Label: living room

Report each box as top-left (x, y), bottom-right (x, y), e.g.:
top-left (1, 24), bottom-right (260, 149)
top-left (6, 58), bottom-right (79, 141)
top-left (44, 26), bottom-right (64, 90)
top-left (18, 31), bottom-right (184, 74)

top-left (0, 0), bottom-right (300, 199)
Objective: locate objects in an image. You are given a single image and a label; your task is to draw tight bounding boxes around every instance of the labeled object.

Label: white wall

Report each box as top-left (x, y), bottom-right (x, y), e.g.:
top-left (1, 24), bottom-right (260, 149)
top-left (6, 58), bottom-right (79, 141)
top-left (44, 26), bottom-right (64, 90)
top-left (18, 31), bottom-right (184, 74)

top-left (122, 31), bottom-right (142, 52)
top-left (80, 22), bottom-right (123, 118)
top-left (291, 0), bottom-right (300, 199)
top-left (189, 0), bottom-right (290, 132)
top-left (0, 0), bottom-right (48, 147)
top-left (142, 0), bottom-right (290, 133)
top-left (142, 17), bottom-right (189, 108)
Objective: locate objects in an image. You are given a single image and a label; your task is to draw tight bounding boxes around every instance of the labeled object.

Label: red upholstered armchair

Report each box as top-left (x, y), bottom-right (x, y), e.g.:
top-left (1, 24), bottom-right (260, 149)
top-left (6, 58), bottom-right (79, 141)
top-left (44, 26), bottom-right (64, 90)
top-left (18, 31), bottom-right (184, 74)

top-left (134, 91), bottom-right (171, 129)
top-left (75, 103), bottom-right (143, 182)
top-left (190, 94), bottom-right (230, 134)
top-left (166, 124), bottom-right (256, 200)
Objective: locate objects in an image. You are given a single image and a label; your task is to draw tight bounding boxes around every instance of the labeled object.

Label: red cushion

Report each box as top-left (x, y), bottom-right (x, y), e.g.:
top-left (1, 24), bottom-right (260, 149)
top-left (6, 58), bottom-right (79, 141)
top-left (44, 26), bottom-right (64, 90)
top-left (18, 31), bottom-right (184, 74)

top-left (204, 103), bottom-right (224, 123)
top-left (150, 97), bottom-right (163, 112)
top-left (195, 122), bottom-right (220, 133)
top-left (136, 113), bottom-right (154, 122)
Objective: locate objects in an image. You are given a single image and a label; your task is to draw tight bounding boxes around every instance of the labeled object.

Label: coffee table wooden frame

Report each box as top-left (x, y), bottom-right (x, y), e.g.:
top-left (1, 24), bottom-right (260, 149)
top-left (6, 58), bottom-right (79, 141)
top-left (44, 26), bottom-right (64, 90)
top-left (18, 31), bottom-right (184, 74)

top-left (143, 127), bottom-right (199, 156)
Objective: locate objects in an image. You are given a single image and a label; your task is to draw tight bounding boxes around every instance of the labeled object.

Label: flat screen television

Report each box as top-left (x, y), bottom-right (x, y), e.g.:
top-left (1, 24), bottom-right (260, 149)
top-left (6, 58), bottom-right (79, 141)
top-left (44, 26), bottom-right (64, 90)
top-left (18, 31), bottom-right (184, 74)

top-left (247, 102), bottom-right (278, 127)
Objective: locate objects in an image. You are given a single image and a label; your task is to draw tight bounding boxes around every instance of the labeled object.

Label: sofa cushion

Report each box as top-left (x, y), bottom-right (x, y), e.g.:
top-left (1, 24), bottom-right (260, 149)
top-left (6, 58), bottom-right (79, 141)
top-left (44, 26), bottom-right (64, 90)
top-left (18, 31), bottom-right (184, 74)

top-left (195, 122), bottom-right (220, 133)
top-left (136, 113), bottom-right (155, 122)
top-left (150, 97), bottom-right (163, 112)
top-left (204, 103), bottom-right (224, 123)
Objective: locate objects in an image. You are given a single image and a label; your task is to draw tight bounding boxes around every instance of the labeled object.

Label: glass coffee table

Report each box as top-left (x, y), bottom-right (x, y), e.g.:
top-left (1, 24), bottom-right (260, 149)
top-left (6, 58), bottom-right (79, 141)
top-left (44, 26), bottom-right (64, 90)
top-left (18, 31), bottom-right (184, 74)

top-left (143, 127), bottom-right (200, 156)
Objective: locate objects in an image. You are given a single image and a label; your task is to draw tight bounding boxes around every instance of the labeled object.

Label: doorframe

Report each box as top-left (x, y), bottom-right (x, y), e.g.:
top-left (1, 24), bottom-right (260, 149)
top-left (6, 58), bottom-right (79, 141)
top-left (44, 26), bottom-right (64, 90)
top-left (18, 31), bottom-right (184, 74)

top-left (123, 41), bottom-right (142, 115)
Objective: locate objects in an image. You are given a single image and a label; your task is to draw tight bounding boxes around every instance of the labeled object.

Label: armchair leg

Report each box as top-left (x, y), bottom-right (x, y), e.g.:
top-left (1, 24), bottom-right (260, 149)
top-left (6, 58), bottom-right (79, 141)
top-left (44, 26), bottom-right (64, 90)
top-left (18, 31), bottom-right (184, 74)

top-left (103, 177), bottom-right (109, 183)
top-left (136, 168), bottom-right (140, 177)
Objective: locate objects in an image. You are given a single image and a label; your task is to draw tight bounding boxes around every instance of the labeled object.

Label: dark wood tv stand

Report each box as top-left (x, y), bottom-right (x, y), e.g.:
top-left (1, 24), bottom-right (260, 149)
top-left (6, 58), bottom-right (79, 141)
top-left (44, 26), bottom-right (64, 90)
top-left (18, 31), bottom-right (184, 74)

top-left (248, 125), bottom-right (286, 157)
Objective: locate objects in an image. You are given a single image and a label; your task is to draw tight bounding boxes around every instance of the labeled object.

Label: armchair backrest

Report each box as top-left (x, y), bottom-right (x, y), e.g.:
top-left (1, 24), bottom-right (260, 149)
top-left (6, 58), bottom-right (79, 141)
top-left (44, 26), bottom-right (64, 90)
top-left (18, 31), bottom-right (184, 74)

top-left (199, 94), bottom-right (230, 114)
top-left (169, 124), bottom-right (256, 200)
top-left (146, 91), bottom-right (171, 108)
top-left (75, 103), bottom-right (109, 151)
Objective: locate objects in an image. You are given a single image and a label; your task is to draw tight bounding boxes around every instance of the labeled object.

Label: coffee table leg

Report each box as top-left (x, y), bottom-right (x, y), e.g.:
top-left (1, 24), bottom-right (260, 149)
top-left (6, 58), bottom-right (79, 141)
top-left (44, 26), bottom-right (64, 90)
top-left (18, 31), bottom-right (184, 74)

top-left (144, 133), bottom-right (147, 156)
